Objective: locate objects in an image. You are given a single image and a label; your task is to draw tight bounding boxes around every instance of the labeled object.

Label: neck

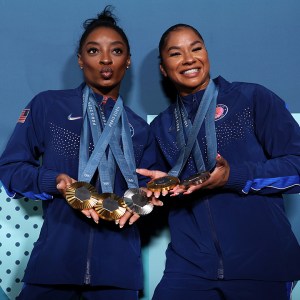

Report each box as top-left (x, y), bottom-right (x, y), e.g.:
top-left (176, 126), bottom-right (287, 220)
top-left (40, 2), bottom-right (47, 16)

top-left (87, 83), bottom-right (120, 100)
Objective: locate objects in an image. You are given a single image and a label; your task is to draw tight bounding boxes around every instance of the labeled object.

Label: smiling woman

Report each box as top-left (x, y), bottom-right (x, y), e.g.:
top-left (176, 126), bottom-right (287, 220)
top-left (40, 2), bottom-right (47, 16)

top-left (159, 24), bottom-right (210, 96)
top-left (137, 23), bottom-right (300, 300)
top-left (0, 5), bottom-right (159, 300)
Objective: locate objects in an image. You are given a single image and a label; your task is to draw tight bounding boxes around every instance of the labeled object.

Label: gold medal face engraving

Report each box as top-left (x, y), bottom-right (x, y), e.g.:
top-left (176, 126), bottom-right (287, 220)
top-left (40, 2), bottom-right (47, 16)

top-left (65, 182), bottom-right (99, 210)
top-left (147, 176), bottom-right (180, 193)
top-left (181, 171), bottom-right (210, 187)
top-left (94, 193), bottom-right (126, 221)
top-left (124, 188), bottom-right (153, 215)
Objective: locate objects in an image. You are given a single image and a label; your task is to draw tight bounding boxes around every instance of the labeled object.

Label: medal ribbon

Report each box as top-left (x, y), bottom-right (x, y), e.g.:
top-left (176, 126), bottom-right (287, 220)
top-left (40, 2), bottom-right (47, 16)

top-left (169, 79), bottom-right (218, 177)
top-left (78, 85), bottom-right (138, 192)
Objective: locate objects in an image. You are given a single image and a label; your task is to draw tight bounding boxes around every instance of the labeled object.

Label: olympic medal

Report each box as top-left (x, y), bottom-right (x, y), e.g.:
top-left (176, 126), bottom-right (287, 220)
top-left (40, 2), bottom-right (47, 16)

top-left (181, 171), bottom-right (210, 187)
top-left (65, 182), bottom-right (99, 210)
top-left (124, 188), bottom-right (154, 215)
top-left (147, 175), bottom-right (180, 193)
top-left (94, 193), bottom-right (127, 221)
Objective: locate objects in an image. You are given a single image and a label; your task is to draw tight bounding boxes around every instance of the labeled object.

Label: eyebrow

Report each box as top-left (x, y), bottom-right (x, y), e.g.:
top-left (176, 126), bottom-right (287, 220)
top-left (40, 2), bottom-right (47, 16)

top-left (167, 40), bottom-right (203, 52)
top-left (85, 40), bottom-right (125, 47)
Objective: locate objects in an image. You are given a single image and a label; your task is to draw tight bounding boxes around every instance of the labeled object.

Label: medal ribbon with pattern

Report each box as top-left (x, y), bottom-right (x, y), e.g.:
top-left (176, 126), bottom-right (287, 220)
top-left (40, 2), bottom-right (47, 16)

top-left (169, 79), bottom-right (219, 177)
top-left (78, 85), bottom-right (139, 193)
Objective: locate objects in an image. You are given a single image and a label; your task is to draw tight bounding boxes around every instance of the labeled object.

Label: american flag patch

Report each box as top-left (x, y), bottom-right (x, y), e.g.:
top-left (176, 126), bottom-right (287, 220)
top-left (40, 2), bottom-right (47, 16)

top-left (18, 109), bottom-right (30, 123)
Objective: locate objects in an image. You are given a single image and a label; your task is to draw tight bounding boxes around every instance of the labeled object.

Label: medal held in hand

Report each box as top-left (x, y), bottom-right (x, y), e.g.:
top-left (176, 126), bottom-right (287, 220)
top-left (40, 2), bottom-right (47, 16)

top-left (181, 171), bottom-right (210, 188)
top-left (124, 188), bottom-right (153, 215)
top-left (147, 175), bottom-right (180, 193)
top-left (65, 182), bottom-right (99, 210)
top-left (94, 193), bottom-right (127, 221)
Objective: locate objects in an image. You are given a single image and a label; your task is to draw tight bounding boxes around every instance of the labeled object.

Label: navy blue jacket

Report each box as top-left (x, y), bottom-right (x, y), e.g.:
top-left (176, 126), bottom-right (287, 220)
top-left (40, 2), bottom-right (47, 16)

top-left (0, 84), bottom-right (157, 289)
top-left (150, 76), bottom-right (300, 281)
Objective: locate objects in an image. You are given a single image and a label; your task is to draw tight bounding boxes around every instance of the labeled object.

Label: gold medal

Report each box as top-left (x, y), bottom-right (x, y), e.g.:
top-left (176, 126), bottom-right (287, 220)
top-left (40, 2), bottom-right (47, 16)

top-left (65, 182), bottom-right (99, 210)
top-left (94, 193), bottom-right (127, 221)
top-left (181, 171), bottom-right (210, 188)
top-left (147, 175), bottom-right (180, 193)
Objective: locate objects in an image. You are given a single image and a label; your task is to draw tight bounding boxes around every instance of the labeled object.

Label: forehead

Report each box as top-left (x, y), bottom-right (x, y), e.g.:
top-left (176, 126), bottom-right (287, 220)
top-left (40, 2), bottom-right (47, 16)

top-left (84, 26), bottom-right (125, 44)
top-left (163, 27), bottom-right (203, 49)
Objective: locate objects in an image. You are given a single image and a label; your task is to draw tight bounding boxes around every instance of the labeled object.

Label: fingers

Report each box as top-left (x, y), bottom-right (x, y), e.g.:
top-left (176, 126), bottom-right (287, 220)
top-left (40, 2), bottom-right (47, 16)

top-left (149, 195), bottom-right (164, 206)
top-left (136, 168), bottom-right (155, 178)
top-left (81, 209), bottom-right (99, 224)
top-left (117, 210), bottom-right (140, 228)
top-left (136, 168), bottom-right (168, 180)
top-left (56, 173), bottom-right (76, 197)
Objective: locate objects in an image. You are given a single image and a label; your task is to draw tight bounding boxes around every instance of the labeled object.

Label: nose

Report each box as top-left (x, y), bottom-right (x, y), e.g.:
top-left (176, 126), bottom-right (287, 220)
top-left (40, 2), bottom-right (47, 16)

top-left (99, 52), bottom-right (112, 65)
top-left (182, 51), bottom-right (196, 65)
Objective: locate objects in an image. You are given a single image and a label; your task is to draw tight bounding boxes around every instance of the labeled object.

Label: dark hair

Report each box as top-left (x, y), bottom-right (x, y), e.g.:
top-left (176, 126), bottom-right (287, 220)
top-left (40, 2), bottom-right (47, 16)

top-left (158, 24), bottom-right (204, 60)
top-left (78, 5), bottom-right (130, 55)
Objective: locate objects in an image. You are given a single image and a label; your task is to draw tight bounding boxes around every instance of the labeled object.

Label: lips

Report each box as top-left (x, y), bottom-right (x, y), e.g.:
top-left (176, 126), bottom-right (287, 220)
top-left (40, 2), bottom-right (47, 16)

top-left (181, 68), bottom-right (199, 75)
top-left (100, 67), bottom-right (113, 79)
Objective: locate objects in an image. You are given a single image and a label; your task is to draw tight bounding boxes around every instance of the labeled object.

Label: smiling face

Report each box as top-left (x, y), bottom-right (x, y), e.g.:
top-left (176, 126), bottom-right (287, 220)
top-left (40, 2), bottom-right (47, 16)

top-left (160, 26), bottom-right (210, 96)
top-left (78, 26), bottom-right (130, 98)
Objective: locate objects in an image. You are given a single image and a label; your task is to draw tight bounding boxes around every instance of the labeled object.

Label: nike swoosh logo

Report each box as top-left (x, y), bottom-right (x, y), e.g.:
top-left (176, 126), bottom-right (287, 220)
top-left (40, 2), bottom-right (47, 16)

top-left (68, 114), bottom-right (82, 121)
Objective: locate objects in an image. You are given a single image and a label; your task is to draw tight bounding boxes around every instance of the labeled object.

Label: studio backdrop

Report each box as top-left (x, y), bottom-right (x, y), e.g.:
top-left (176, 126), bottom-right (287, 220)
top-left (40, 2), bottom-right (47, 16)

top-left (0, 1), bottom-right (300, 299)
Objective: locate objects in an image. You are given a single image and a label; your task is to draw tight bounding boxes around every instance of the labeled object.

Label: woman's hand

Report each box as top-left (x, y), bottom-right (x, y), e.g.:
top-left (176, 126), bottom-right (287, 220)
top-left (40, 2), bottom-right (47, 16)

top-left (180, 154), bottom-right (230, 195)
top-left (136, 168), bottom-right (170, 201)
top-left (56, 174), bottom-right (101, 224)
top-left (56, 173), bottom-right (76, 197)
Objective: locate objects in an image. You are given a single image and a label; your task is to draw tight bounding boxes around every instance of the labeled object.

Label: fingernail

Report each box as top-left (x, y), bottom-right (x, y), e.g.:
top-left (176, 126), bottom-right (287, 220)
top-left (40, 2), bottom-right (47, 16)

top-left (94, 220), bottom-right (98, 224)
top-left (129, 222), bottom-right (133, 225)
top-left (86, 215), bottom-right (91, 219)
top-left (115, 220), bottom-right (119, 225)
top-left (119, 224), bottom-right (124, 228)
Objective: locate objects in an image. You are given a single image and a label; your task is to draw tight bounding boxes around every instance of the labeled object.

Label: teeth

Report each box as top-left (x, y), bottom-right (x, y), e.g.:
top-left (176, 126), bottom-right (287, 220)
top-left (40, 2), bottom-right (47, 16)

top-left (183, 68), bottom-right (198, 74)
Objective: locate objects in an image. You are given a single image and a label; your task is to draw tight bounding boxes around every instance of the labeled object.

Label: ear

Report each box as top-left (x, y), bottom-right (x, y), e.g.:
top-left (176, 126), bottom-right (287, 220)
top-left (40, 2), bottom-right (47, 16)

top-left (126, 56), bottom-right (131, 69)
top-left (160, 64), bottom-right (167, 77)
top-left (77, 54), bottom-right (83, 69)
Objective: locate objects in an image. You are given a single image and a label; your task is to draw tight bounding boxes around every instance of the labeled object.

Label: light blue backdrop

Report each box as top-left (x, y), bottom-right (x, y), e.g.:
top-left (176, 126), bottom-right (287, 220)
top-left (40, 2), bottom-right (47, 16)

top-left (0, 1), bottom-right (300, 299)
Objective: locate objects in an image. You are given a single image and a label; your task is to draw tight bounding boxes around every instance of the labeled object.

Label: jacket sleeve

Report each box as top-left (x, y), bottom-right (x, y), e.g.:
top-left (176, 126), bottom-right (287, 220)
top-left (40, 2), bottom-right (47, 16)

top-left (0, 94), bottom-right (60, 200)
top-left (225, 85), bottom-right (300, 195)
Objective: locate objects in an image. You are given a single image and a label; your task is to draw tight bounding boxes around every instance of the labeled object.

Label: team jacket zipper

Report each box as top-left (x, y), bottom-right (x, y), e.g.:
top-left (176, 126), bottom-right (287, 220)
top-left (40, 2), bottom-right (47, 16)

top-left (205, 198), bottom-right (224, 279)
top-left (84, 226), bottom-right (95, 284)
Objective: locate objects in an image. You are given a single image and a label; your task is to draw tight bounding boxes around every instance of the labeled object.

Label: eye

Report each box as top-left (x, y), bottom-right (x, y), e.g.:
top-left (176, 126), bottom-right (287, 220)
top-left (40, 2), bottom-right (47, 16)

top-left (169, 51), bottom-right (181, 57)
top-left (192, 47), bottom-right (202, 52)
top-left (112, 48), bottom-right (124, 55)
top-left (87, 47), bottom-right (99, 55)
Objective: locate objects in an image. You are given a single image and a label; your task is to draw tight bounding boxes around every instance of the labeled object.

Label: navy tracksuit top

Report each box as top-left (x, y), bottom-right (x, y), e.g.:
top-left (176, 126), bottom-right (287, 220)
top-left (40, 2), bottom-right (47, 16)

top-left (150, 76), bottom-right (300, 281)
top-left (0, 84), bottom-right (158, 289)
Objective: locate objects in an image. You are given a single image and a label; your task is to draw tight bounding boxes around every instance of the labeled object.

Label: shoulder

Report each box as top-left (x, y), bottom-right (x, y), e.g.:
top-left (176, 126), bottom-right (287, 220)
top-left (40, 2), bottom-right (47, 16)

top-left (32, 85), bottom-right (83, 105)
top-left (216, 76), bottom-right (278, 99)
top-left (150, 104), bottom-right (175, 128)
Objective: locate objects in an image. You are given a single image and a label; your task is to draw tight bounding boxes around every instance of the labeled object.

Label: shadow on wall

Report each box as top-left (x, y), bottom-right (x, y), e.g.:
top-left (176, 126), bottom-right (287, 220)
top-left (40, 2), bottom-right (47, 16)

top-left (61, 52), bottom-right (133, 100)
top-left (61, 53), bottom-right (83, 90)
top-left (138, 49), bottom-right (175, 116)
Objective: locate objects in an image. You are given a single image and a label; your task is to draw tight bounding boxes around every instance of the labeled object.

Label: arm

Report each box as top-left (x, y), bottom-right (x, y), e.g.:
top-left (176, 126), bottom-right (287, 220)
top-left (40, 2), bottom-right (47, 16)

top-left (0, 95), bottom-right (60, 200)
top-left (225, 86), bottom-right (300, 195)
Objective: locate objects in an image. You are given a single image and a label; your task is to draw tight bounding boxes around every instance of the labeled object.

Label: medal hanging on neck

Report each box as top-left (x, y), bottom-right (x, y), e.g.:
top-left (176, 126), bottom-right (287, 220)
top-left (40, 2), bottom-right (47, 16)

top-left (66, 85), bottom-right (123, 216)
top-left (147, 80), bottom-right (218, 192)
top-left (66, 85), bottom-right (151, 219)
